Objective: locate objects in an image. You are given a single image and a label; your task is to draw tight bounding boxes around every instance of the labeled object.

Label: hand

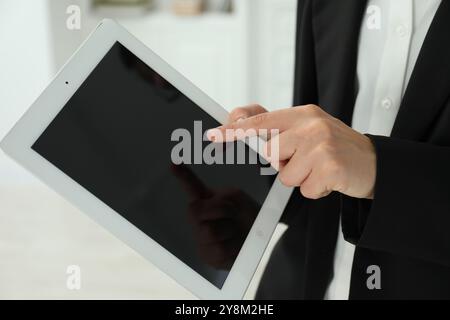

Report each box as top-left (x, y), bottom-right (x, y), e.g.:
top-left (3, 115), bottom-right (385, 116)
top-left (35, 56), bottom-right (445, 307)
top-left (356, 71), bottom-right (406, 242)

top-left (171, 164), bottom-right (259, 270)
top-left (209, 104), bottom-right (376, 200)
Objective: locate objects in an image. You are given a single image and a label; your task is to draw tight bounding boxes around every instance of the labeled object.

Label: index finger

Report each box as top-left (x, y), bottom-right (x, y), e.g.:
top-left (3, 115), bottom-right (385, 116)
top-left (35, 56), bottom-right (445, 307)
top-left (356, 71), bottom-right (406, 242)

top-left (208, 108), bottom-right (298, 142)
top-left (228, 104), bottom-right (268, 123)
top-left (171, 164), bottom-right (212, 200)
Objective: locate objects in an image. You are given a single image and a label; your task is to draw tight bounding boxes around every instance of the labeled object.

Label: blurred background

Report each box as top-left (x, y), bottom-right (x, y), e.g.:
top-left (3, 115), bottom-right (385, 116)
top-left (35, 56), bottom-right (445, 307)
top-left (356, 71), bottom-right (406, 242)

top-left (0, 0), bottom-right (297, 299)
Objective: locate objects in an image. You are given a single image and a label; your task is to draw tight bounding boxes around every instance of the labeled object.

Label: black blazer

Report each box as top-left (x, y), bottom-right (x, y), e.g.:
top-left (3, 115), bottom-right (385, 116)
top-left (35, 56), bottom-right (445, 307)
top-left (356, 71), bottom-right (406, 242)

top-left (256, 0), bottom-right (450, 300)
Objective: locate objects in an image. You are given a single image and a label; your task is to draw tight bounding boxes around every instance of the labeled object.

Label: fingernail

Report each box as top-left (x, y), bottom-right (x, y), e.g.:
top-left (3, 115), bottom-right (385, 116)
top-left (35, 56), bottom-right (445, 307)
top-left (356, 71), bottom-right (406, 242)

top-left (236, 117), bottom-right (246, 123)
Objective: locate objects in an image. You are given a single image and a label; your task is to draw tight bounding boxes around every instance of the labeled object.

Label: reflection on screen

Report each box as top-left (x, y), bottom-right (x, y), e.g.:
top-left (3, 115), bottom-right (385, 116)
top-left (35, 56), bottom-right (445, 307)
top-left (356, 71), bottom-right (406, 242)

top-left (32, 42), bottom-right (271, 289)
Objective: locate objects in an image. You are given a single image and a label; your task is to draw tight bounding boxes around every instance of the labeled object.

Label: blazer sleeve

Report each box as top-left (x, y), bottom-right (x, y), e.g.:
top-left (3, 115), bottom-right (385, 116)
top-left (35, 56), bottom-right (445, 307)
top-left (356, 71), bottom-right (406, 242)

top-left (341, 135), bottom-right (450, 267)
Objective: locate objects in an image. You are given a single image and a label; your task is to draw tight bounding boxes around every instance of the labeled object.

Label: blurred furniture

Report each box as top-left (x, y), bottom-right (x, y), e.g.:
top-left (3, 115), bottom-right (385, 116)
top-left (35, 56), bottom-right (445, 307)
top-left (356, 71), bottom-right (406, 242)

top-left (172, 0), bottom-right (204, 15)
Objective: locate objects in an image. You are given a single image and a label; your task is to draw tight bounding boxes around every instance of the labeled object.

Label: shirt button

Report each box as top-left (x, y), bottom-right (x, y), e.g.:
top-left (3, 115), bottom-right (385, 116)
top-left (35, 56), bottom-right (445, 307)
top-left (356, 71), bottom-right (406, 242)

top-left (396, 24), bottom-right (408, 37)
top-left (381, 98), bottom-right (393, 110)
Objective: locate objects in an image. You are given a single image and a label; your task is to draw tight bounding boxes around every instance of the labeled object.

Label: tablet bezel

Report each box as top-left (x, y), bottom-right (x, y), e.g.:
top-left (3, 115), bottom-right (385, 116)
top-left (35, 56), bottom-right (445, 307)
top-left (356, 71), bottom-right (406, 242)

top-left (0, 19), bottom-right (293, 299)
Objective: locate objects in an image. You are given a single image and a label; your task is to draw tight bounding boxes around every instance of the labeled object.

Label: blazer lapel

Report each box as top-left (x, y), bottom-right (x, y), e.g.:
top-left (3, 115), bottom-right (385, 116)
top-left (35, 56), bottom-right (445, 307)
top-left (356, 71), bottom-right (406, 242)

top-left (312, 0), bottom-right (368, 126)
top-left (392, 0), bottom-right (450, 140)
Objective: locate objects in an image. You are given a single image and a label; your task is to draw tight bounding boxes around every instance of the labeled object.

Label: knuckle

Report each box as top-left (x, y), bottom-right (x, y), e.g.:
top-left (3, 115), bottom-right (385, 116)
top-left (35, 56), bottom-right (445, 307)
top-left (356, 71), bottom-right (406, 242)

top-left (229, 104), bottom-right (267, 123)
top-left (300, 185), bottom-right (320, 200)
top-left (316, 140), bottom-right (336, 158)
top-left (249, 103), bottom-right (264, 110)
top-left (310, 120), bottom-right (335, 146)
top-left (250, 112), bottom-right (268, 126)
top-left (278, 172), bottom-right (296, 187)
top-left (302, 104), bottom-right (321, 115)
top-left (313, 118), bottom-right (332, 135)
top-left (293, 124), bottom-right (306, 137)
top-left (229, 107), bottom-right (249, 121)
top-left (319, 139), bottom-right (339, 156)
top-left (324, 160), bottom-right (348, 193)
top-left (333, 166), bottom-right (348, 192)
top-left (326, 159), bottom-right (344, 178)
top-left (255, 104), bottom-right (267, 113)
top-left (226, 122), bottom-right (238, 131)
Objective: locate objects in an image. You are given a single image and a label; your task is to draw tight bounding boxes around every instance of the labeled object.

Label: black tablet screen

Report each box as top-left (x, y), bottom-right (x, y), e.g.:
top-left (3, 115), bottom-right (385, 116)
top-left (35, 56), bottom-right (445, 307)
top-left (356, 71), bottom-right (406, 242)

top-left (32, 42), bottom-right (272, 289)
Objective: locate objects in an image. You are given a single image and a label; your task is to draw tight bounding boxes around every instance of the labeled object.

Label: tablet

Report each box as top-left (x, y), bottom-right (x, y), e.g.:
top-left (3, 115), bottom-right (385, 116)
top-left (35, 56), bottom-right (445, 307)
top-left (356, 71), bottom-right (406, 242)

top-left (0, 19), bottom-right (293, 299)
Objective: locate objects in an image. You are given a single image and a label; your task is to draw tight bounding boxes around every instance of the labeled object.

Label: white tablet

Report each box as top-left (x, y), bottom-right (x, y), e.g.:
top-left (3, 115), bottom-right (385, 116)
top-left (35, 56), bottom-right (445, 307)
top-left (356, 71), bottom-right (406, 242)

top-left (0, 19), bottom-right (293, 299)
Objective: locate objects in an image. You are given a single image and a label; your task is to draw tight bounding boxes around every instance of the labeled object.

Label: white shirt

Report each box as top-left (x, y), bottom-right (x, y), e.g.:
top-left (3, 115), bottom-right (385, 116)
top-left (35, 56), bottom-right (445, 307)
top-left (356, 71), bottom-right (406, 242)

top-left (325, 0), bottom-right (442, 300)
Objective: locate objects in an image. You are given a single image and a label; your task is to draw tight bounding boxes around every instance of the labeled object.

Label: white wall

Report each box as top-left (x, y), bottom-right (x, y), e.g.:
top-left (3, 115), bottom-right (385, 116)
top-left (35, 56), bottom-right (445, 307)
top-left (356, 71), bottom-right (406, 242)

top-left (0, 0), bottom-right (53, 186)
top-left (47, 0), bottom-right (251, 109)
top-left (248, 0), bottom-right (297, 107)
